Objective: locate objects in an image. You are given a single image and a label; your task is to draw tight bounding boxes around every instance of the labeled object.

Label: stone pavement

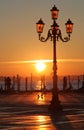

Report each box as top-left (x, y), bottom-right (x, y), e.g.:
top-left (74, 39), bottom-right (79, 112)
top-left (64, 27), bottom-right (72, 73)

top-left (0, 92), bottom-right (84, 130)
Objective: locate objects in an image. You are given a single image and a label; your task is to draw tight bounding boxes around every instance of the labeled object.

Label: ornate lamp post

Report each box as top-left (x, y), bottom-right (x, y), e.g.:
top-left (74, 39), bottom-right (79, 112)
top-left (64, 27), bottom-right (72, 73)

top-left (36, 5), bottom-right (73, 111)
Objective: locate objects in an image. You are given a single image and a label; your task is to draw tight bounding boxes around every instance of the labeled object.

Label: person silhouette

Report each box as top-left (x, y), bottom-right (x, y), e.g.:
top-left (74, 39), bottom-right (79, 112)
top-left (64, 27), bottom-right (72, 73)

top-left (37, 94), bottom-right (40, 99)
top-left (41, 93), bottom-right (43, 99)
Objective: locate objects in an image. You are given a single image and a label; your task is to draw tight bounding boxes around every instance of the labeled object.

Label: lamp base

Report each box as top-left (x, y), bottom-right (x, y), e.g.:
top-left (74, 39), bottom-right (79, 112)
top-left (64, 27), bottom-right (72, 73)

top-left (49, 96), bottom-right (63, 112)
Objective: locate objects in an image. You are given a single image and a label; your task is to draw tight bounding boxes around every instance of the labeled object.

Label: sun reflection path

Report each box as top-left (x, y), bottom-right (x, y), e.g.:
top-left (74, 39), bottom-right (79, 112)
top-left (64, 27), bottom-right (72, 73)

top-left (37, 115), bottom-right (56, 130)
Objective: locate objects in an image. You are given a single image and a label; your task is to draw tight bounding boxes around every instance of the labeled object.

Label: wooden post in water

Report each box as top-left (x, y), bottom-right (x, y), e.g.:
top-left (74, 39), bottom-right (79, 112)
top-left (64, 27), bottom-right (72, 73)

top-left (77, 76), bottom-right (80, 89)
top-left (83, 75), bottom-right (84, 81)
top-left (82, 75), bottom-right (84, 87)
top-left (30, 73), bottom-right (33, 91)
top-left (68, 75), bottom-right (71, 87)
top-left (25, 77), bottom-right (28, 92)
top-left (17, 74), bottom-right (20, 92)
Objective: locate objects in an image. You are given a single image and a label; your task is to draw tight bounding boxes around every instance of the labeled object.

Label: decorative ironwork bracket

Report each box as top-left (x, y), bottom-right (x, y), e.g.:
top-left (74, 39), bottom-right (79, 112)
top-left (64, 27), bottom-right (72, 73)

top-left (38, 29), bottom-right (70, 43)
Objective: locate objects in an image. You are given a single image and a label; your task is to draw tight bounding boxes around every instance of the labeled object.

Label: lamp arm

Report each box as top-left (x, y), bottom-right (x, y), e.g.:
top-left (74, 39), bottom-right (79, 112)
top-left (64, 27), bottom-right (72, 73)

top-left (57, 29), bottom-right (70, 42)
top-left (39, 29), bottom-right (52, 42)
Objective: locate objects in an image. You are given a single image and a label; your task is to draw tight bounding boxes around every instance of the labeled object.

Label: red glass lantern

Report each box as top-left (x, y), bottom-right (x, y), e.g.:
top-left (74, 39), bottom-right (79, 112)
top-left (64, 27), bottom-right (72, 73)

top-left (36, 19), bottom-right (45, 33)
top-left (65, 19), bottom-right (73, 34)
top-left (50, 5), bottom-right (59, 20)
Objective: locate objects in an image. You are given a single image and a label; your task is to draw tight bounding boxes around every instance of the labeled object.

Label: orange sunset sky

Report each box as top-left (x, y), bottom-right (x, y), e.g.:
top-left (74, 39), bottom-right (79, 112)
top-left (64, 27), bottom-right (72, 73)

top-left (0, 0), bottom-right (84, 77)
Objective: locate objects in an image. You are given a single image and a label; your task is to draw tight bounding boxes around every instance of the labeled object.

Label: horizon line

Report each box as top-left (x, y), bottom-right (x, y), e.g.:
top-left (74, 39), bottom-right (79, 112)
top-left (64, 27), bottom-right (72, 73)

top-left (0, 59), bottom-right (84, 64)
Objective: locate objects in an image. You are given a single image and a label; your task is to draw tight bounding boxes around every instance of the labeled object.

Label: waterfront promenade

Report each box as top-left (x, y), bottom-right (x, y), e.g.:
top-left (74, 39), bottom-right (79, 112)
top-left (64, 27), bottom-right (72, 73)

top-left (0, 92), bottom-right (84, 130)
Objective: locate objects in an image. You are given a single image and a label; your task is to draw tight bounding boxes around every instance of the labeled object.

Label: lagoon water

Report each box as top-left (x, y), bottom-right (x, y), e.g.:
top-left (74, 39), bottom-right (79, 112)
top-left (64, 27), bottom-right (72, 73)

top-left (0, 75), bottom-right (83, 91)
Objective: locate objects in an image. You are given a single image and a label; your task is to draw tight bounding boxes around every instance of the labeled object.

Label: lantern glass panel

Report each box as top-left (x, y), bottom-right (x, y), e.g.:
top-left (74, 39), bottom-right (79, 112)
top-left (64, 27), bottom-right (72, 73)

top-left (51, 10), bottom-right (58, 19)
top-left (66, 24), bottom-right (73, 33)
top-left (50, 5), bottom-right (59, 20)
top-left (36, 19), bottom-right (45, 33)
top-left (36, 24), bottom-right (44, 33)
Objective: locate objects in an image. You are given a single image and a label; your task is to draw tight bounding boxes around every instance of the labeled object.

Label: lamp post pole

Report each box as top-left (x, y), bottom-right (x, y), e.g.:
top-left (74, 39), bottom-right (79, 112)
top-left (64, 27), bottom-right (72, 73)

top-left (51, 20), bottom-right (60, 110)
top-left (36, 5), bottom-right (73, 112)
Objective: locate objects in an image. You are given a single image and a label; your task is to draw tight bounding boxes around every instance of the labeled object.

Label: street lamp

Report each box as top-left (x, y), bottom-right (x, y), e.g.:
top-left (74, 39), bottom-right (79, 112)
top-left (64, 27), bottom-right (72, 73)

top-left (36, 5), bottom-right (73, 112)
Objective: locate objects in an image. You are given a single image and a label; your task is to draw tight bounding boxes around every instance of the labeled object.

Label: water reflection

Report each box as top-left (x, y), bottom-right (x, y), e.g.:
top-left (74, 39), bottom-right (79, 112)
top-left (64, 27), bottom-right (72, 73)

top-left (38, 115), bottom-right (46, 122)
top-left (35, 79), bottom-right (46, 91)
top-left (37, 115), bottom-right (52, 130)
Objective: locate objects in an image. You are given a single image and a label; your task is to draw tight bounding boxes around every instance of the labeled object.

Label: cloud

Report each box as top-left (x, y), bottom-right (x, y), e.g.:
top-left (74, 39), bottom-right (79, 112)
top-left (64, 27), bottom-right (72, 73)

top-left (0, 59), bottom-right (84, 64)
top-left (58, 59), bottom-right (84, 63)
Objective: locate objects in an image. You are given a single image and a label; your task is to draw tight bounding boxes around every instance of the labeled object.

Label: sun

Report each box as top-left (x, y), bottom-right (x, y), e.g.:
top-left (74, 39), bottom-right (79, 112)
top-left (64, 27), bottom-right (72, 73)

top-left (36, 62), bottom-right (46, 72)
